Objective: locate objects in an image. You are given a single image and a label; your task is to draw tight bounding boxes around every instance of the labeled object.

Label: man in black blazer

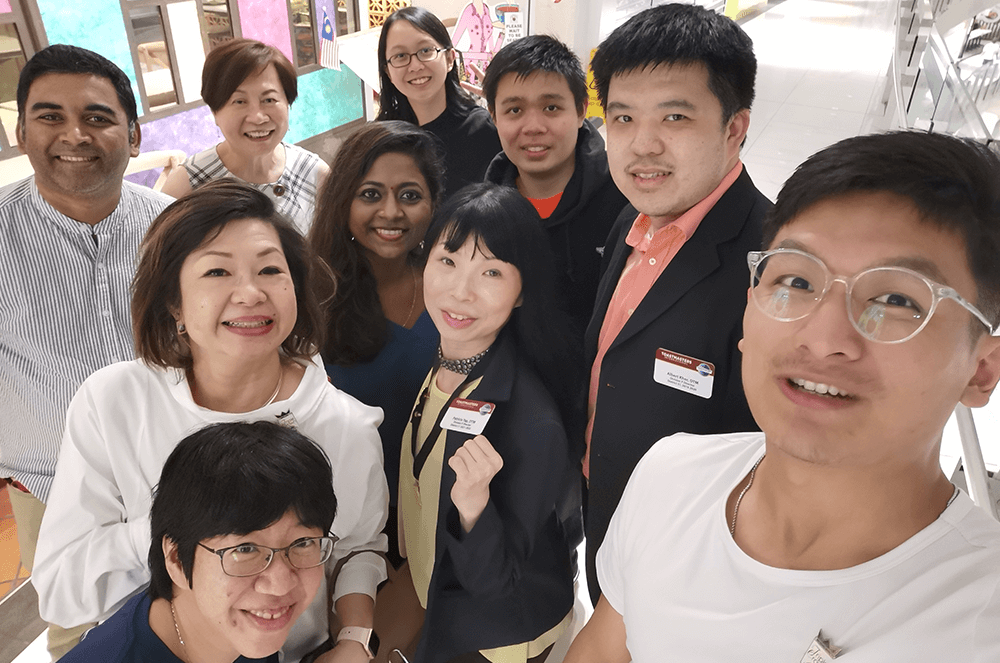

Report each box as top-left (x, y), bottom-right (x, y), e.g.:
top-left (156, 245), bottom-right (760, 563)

top-left (582, 3), bottom-right (772, 604)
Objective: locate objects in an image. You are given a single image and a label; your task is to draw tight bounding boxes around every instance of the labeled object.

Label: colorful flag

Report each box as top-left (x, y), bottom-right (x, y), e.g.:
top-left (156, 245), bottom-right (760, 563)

top-left (320, 7), bottom-right (340, 71)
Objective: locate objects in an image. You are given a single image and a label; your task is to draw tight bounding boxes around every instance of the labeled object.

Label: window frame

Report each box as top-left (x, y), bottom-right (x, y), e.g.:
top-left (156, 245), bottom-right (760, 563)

top-left (0, 0), bottom-right (45, 160)
top-left (119, 0), bottom-right (242, 122)
top-left (286, 0), bottom-right (321, 75)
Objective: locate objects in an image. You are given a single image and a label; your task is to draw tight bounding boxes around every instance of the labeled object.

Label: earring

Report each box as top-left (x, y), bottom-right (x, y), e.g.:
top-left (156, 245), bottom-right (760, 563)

top-left (177, 322), bottom-right (186, 335)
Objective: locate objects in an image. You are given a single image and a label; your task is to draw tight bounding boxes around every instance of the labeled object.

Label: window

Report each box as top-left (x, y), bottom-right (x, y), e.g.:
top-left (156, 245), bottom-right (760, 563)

top-left (288, 0), bottom-right (318, 71)
top-left (120, 0), bottom-right (240, 118)
top-left (337, 0), bottom-right (360, 37)
top-left (0, 0), bottom-right (42, 160)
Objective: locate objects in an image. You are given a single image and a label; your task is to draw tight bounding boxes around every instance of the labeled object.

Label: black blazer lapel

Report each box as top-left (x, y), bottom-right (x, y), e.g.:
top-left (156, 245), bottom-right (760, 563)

top-left (585, 205), bottom-right (637, 360)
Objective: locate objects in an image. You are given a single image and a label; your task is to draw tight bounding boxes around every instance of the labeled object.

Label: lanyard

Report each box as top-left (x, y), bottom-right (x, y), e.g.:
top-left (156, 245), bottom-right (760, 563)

top-left (409, 356), bottom-right (491, 484)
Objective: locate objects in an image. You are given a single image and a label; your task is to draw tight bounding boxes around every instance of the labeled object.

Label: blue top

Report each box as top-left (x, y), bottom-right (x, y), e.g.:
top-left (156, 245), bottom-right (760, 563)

top-left (326, 310), bottom-right (439, 505)
top-left (61, 592), bottom-right (278, 663)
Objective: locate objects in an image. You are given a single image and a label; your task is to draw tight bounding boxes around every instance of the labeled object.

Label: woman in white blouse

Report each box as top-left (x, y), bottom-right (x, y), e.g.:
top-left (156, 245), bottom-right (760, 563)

top-left (33, 179), bottom-right (387, 663)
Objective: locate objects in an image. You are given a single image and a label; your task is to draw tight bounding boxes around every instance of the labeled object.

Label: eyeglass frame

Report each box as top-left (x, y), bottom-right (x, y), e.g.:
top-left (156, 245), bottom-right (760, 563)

top-left (197, 536), bottom-right (336, 577)
top-left (746, 248), bottom-right (997, 344)
top-left (385, 46), bottom-right (449, 69)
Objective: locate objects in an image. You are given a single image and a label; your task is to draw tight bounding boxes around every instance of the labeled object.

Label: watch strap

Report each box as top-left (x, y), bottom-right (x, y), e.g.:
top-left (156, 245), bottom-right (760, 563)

top-left (336, 626), bottom-right (375, 659)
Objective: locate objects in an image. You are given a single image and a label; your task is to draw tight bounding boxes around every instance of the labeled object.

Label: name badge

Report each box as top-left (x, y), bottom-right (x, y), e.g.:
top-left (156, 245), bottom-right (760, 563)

top-left (441, 398), bottom-right (496, 435)
top-left (653, 348), bottom-right (715, 399)
top-left (800, 631), bottom-right (843, 662)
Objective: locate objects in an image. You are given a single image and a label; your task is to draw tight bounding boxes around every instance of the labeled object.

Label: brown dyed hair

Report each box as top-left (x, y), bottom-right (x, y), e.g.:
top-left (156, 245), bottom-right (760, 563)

top-left (309, 120), bottom-right (444, 365)
top-left (201, 38), bottom-right (297, 113)
top-left (133, 179), bottom-right (333, 370)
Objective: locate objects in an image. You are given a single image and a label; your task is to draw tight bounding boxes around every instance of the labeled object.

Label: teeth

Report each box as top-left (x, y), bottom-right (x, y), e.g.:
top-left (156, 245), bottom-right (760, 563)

top-left (59, 156), bottom-right (95, 162)
top-left (376, 228), bottom-right (404, 236)
top-left (793, 378), bottom-right (849, 398)
top-left (246, 130), bottom-right (271, 138)
top-left (449, 313), bottom-right (469, 320)
top-left (410, 76), bottom-right (431, 85)
top-left (635, 172), bottom-right (665, 180)
top-left (224, 320), bottom-right (270, 328)
top-left (525, 146), bottom-right (547, 152)
top-left (248, 607), bottom-right (288, 620)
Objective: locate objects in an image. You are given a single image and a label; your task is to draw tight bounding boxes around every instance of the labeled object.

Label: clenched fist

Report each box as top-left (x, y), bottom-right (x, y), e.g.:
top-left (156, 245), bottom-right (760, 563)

top-left (448, 435), bottom-right (504, 533)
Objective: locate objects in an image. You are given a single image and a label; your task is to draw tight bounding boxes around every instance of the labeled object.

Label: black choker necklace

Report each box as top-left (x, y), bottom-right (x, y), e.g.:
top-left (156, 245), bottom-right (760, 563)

top-left (438, 346), bottom-right (490, 375)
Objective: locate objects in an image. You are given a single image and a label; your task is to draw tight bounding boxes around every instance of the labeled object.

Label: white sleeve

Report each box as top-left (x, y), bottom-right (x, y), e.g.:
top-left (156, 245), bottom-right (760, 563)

top-left (33, 380), bottom-right (151, 628)
top-left (324, 398), bottom-right (389, 603)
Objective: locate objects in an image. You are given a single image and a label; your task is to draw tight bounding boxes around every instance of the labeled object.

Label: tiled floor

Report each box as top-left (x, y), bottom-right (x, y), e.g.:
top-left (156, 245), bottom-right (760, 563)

top-left (0, 485), bottom-right (29, 602)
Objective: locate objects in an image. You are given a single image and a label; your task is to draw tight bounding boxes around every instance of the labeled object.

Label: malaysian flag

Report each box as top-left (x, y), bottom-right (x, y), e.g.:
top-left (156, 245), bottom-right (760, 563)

top-left (320, 8), bottom-right (340, 70)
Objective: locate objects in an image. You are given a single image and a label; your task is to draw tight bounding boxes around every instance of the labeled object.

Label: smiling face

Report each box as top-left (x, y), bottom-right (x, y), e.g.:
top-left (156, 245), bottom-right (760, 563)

top-left (384, 20), bottom-right (454, 116)
top-left (742, 191), bottom-right (1000, 470)
top-left (491, 71), bottom-right (585, 187)
top-left (348, 151), bottom-right (433, 262)
top-left (604, 63), bottom-right (748, 227)
top-left (17, 72), bottom-right (139, 204)
top-left (168, 510), bottom-right (325, 660)
top-left (176, 218), bottom-right (297, 368)
top-left (212, 64), bottom-right (290, 158)
top-left (423, 235), bottom-right (522, 358)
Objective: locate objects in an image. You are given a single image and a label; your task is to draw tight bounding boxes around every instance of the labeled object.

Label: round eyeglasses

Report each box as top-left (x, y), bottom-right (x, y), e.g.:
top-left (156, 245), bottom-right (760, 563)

top-left (747, 248), bottom-right (996, 344)
top-left (386, 46), bottom-right (448, 69)
top-left (198, 536), bottom-right (336, 577)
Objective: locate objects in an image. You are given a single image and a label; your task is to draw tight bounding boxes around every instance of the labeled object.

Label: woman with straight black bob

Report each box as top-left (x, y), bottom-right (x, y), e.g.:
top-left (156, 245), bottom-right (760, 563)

top-left (375, 7), bottom-right (501, 196)
top-left (395, 183), bottom-right (583, 662)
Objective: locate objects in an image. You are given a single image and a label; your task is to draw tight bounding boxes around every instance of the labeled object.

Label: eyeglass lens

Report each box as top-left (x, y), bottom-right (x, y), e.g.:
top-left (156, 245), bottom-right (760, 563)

top-left (388, 47), bottom-right (440, 68)
top-left (751, 251), bottom-right (934, 342)
top-left (221, 537), bottom-right (333, 576)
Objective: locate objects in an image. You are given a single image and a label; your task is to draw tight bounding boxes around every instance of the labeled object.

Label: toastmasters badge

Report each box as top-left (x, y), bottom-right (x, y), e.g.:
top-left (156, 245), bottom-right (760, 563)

top-left (653, 348), bottom-right (715, 399)
top-left (441, 398), bottom-right (496, 435)
top-left (800, 631), bottom-right (843, 662)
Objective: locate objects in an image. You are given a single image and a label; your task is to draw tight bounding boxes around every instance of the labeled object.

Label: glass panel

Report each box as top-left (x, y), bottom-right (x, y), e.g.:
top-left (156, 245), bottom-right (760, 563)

top-left (0, 22), bottom-right (27, 150)
top-left (290, 0), bottom-right (317, 67)
top-left (129, 6), bottom-right (178, 111)
top-left (203, 0), bottom-right (235, 49)
top-left (337, 0), bottom-right (360, 36)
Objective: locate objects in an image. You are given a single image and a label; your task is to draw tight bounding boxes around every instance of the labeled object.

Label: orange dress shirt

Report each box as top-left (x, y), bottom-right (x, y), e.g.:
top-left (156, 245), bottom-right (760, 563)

top-left (583, 162), bottom-right (743, 477)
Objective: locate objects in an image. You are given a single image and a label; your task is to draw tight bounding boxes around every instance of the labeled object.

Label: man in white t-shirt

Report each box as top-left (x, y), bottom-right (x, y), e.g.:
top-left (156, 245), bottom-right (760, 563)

top-left (565, 131), bottom-right (1000, 662)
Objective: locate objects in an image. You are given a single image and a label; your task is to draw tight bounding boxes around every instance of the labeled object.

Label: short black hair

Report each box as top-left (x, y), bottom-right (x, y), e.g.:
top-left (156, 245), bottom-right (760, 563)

top-left (590, 3), bottom-right (756, 122)
top-left (149, 421), bottom-right (337, 599)
top-left (766, 131), bottom-right (1000, 326)
top-left (17, 44), bottom-right (138, 129)
top-left (482, 35), bottom-right (587, 115)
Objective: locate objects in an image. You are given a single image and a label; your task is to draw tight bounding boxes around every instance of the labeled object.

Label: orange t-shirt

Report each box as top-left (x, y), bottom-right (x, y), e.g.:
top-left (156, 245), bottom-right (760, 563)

top-left (527, 191), bottom-right (563, 219)
top-left (583, 162), bottom-right (743, 478)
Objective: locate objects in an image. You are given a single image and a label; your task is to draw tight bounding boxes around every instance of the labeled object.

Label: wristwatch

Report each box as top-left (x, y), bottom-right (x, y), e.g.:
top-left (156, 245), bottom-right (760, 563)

top-left (336, 627), bottom-right (380, 659)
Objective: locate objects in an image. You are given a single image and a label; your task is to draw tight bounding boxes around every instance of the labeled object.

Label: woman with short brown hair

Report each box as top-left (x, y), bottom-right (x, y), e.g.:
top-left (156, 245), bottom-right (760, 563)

top-left (161, 39), bottom-right (329, 234)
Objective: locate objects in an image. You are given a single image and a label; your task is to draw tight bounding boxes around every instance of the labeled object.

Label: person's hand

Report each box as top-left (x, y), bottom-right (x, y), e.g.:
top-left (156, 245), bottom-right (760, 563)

top-left (314, 639), bottom-right (370, 663)
top-left (460, 62), bottom-right (488, 98)
top-left (448, 435), bottom-right (503, 532)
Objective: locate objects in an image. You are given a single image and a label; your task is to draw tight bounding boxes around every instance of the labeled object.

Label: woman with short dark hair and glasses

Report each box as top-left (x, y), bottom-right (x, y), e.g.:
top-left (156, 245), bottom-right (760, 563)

top-left (59, 421), bottom-right (338, 663)
top-left (34, 181), bottom-right (387, 663)
top-left (375, 7), bottom-right (502, 196)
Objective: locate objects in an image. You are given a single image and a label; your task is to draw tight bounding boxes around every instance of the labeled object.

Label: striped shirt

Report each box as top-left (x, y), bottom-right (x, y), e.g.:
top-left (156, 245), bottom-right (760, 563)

top-left (182, 142), bottom-right (325, 235)
top-left (0, 177), bottom-right (172, 502)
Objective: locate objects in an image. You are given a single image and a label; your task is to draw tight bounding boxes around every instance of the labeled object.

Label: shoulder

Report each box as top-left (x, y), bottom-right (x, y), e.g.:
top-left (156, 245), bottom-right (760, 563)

top-left (298, 361), bottom-right (384, 431)
top-left (120, 181), bottom-right (173, 211)
top-left (283, 143), bottom-right (326, 170)
top-left (71, 361), bottom-right (166, 413)
top-left (629, 432), bottom-right (763, 496)
top-left (0, 176), bottom-right (33, 209)
top-left (59, 593), bottom-right (147, 663)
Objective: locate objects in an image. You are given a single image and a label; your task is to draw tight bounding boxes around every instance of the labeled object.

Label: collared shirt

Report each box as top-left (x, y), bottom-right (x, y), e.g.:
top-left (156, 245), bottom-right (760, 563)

top-left (584, 162), bottom-right (743, 477)
top-left (0, 177), bottom-right (171, 502)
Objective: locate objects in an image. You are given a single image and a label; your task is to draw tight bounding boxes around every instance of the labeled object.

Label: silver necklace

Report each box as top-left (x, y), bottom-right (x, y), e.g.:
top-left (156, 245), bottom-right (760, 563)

top-left (730, 455), bottom-right (764, 535)
top-left (263, 367), bottom-right (283, 407)
top-left (438, 346), bottom-right (490, 375)
top-left (170, 600), bottom-right (185, 648)
top-left (404, 266), bottom-right (418, 327)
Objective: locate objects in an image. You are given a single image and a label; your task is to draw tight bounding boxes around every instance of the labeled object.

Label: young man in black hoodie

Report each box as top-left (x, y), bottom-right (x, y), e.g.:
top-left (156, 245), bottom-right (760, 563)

top-left (482, 36), bottom-right (629, 334)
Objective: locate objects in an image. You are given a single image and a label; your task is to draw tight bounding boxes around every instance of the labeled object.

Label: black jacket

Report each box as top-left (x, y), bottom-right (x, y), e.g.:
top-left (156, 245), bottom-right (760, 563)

top-left (485, 120), bottom-right (629, 334)
top-left (423, 103), bottom-right (503, 198)
top-left (413, 331), bottom-right (578, 663)
top-left (583, 168), bottom-right (771, 604)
